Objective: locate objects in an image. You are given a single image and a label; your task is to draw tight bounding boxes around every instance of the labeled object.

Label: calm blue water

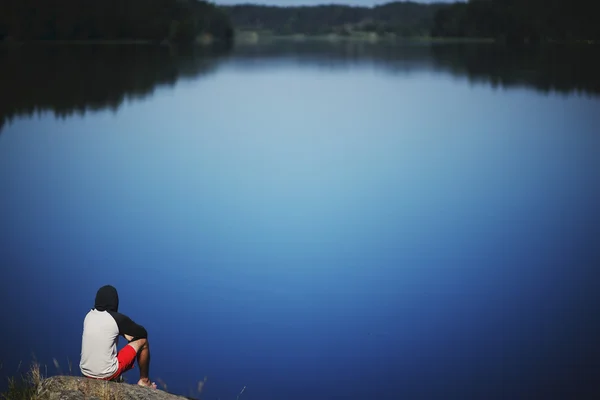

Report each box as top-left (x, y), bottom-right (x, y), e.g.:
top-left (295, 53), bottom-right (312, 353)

top-left (1, 43), bottom-right (599, 399)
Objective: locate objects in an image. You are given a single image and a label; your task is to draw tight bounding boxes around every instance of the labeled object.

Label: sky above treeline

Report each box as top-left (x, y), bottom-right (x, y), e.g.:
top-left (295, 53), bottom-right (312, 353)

top-left (214, 0), bottom-right (458, 6)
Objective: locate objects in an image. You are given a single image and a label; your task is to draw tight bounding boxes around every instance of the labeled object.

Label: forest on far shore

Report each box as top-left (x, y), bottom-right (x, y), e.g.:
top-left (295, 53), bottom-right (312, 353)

top-left (0, 0), bottom-right (233, 43)
top-left (224, 0), bottom-right (599, 42)
top-left (432, 0), bottom-right (598, 43)
top-left (1, 0), bottom-right (598, 44)
top-left (223, 2), bottom-right (447, 38)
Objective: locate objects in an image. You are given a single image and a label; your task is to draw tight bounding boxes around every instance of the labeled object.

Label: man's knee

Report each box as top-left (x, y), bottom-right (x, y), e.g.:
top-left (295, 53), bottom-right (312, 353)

top-left (127, 337), bottom-right (148, 352)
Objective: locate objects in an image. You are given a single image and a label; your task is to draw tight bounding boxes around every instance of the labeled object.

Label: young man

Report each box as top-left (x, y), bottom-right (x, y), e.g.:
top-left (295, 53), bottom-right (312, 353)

top-left (80, 285), bottom-right (156, 388)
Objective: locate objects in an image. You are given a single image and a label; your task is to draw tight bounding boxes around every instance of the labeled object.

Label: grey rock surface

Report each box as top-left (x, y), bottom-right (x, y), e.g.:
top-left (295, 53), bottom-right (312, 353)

top-left (37, 376), bottom-right (192, 400)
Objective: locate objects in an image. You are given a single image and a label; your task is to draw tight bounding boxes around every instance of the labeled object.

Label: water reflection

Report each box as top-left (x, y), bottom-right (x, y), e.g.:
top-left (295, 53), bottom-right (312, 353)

top-left (0, 45), bottom-right (231, 132)
top-left (431, 43), bottom-right (600, 96)
top-left (1, 42), bottom-right (598, 133)
top-left (231, 41), bottom-right (600, 96)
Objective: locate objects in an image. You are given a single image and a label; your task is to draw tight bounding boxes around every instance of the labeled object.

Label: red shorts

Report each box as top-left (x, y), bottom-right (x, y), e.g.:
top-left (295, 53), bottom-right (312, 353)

top-left (109, 345), bottom-right (137, 380)
top-left (86, 345), bottom-right (137, 381)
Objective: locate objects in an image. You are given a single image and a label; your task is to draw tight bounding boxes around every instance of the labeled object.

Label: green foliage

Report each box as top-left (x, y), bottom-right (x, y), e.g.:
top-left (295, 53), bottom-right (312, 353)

top-left (0, 0), bottom-right (233, 43)
top-left (431, 0), bottom-right (600, 42)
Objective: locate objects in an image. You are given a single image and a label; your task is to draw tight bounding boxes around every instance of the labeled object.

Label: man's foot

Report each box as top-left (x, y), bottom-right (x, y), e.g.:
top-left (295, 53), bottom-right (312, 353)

top-left (138, 378), bottom-right (158, 389)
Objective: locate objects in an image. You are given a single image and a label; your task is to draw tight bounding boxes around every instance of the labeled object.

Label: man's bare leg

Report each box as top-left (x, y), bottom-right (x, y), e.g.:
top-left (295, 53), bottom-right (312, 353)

top-left (125, 335), bottom-right (157, 389)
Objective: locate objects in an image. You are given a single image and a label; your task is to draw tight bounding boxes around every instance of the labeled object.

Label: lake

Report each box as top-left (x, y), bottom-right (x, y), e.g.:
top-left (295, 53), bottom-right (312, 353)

top-left (1, 42), bottom-right (599, 400)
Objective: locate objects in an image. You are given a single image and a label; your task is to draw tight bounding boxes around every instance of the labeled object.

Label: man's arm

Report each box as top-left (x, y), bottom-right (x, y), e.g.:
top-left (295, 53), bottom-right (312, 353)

top-left (108, 311), bottom-right (148, 342)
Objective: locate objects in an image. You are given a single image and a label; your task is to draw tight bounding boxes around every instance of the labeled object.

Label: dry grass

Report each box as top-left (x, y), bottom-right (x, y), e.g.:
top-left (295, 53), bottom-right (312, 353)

top-left (156, 378), bottom-right (168, 392)
top-left (0, 362), bottom-right (42, 400)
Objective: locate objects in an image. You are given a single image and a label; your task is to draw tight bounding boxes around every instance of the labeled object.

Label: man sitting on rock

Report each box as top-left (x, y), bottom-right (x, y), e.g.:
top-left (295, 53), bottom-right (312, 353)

top-left (80, 285), bottom-right (157, 388)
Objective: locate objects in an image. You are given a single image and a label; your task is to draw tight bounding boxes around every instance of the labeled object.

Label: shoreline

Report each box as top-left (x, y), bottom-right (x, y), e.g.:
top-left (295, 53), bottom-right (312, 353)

top-left (233, 31), bottom-right (496, 44)
top-left (0, 37), bottom-right (232, 47)
top-left (2, 36), bottom-right (596, 48)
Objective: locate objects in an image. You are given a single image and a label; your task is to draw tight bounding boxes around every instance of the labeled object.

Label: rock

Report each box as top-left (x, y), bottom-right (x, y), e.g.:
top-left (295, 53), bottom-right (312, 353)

top-left (37, 376), bottom-right (194, 400)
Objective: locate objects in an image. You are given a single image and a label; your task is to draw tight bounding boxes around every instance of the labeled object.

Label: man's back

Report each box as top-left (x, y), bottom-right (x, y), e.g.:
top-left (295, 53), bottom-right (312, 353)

top-left (80, 309), bottom-right (120, 379)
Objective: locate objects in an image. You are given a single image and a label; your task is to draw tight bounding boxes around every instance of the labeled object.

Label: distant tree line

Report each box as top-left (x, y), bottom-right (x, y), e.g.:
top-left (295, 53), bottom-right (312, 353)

top-left (224, 0), bottom-right (600, 41)
top-left (432, 0), bottom-right (600, 42)
top-left (0, 0), bottom-right (233, 43)
top-left (222, 2), bottom-right (448, 37)
top-left (3, 0), bottom-right (594, 43)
